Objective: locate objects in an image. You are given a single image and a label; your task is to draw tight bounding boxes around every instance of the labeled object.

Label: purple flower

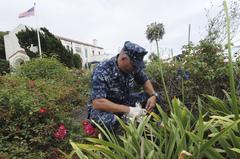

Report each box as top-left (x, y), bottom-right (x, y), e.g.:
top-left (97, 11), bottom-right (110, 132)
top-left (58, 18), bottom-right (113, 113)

top-left (184, 71), bottom-right (190, 80)
top-left (177, 67), bottom-right (183, 75)
top-left (185, 102), bottom-right (191, 109)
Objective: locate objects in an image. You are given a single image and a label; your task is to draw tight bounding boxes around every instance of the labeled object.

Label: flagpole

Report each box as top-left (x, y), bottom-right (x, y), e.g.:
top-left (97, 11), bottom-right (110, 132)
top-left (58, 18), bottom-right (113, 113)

top-left (35, 3), bottom-right (42, 58)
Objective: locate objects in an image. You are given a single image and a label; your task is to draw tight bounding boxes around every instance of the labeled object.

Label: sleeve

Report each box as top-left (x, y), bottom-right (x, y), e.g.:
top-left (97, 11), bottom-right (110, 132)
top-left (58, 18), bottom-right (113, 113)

top-left (134, 69), bottom-right (149, 85)
top-left (91, 71), bottom-right (108, 100)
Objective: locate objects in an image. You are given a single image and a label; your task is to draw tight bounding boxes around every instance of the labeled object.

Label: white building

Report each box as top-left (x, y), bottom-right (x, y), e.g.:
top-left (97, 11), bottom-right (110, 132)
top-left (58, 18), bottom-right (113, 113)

top-left (4, 24), bottom-right (111, 68)
top-left (4, 24), bottom-right (30, 67)
top-left (55, 35), bottom-right (112, 68)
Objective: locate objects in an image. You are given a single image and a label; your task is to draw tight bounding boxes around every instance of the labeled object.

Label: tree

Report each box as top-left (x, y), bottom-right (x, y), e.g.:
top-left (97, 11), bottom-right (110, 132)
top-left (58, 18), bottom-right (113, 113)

top-left (73, 54), bottom-right (82, 69)
top-left (0, 59), bottom-right (10, 75)
top-left (205, 0), bottom-right (240, 44)
top-left (16, 27), bottom-right (74, 68)
top-left (0, 31), bottom-right (7, 60)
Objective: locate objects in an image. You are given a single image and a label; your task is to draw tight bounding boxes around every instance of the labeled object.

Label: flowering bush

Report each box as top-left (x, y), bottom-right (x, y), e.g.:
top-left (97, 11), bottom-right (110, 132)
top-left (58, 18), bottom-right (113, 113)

top-left (0, 58), bottom-right (89, 158)
top-left (145, 39), bottom-right (232, 111)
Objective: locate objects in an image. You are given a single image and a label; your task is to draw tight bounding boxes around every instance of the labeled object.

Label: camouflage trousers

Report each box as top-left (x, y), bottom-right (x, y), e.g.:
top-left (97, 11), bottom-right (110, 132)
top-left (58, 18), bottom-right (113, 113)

top-left (87, 92), bottom-right (153, 131)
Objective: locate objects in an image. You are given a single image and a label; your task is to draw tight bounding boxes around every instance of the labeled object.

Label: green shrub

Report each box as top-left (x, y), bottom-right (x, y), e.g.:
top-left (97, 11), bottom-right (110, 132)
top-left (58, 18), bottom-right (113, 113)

top-left (0, 75), bottom-right (80, 158)
top-left (15, 57), bottom-right (73, 81)
top-left (0, 63), bottom-right (91, 158)
top-left (73, 54), bottom-right (82, 69)
top-left (146, 40), bottom-right (231, 110)
top-left (0, 59), bottom-right (10, 75)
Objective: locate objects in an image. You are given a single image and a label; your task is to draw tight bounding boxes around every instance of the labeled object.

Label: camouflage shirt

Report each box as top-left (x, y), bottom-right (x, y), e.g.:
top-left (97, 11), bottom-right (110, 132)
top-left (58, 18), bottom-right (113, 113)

top-left (89, 56), bottom-right (148, 107)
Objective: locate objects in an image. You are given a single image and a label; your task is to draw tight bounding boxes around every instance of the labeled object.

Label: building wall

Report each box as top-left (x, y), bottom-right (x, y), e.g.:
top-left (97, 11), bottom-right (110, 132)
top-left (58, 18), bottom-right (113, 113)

top-left (4, 24), bottom-right (110, 68)
top-left (4, 24), bottom-right (30, 67)
top-left (59, 38), bottom-right (111, 67)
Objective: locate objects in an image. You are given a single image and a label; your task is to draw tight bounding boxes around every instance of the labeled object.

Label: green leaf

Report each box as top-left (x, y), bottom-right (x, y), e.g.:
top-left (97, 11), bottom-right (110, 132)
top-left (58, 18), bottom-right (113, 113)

top-left (146, 150), bottom-right (155, 159)
top-left (230, 148), bottom-right (240, 154)
top-left (200, 119), bottom-right (240, 153)
top-left (86, 138), bottom-right (135, 159)
top-left (204, 94), bottom-right (230, 114)
top-left (70, 141), bottom-right (88, 159)
top-left (204, 147), bottom-right (225, 159)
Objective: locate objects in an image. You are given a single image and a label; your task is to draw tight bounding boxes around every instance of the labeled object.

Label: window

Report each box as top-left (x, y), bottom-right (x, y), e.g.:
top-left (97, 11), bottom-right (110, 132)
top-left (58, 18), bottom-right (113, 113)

top-left (66, 45), bottom-right (70, 50)
top-left (75, 47), bottom-right (81, 53)
top-left (98, 51), bottom-right (101, 55)
top-left (92, 50), bottom-right (95, 56)
top-left (85, 48), bottom-right (88, 58)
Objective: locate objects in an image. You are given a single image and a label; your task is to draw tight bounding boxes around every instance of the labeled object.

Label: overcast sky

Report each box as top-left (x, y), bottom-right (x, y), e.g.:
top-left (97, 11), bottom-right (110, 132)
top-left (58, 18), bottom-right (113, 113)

top-left (0, 0), bottom-right (224, 58)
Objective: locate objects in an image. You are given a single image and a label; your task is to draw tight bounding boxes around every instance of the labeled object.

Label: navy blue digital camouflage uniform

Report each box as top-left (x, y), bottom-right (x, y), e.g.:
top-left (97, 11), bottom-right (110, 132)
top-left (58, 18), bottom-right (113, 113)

top-left (87, 41), bottom-right (150, 129)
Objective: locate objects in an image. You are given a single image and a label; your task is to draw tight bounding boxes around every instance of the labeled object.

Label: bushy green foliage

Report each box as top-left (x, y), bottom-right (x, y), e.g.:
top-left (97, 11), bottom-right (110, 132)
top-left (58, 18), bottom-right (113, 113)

top-left (146, 39), bottom-right (231, 110)
top-left (0, 58), bottom-right (90, 158)
top-left (73, 54), bottom-right (82, 69)
top-left (0, 59), bottom-right (10, 75)
top-left (15, 57), bottom-right (72, 81)
top-left (0, 31), bottom-right (7, 60)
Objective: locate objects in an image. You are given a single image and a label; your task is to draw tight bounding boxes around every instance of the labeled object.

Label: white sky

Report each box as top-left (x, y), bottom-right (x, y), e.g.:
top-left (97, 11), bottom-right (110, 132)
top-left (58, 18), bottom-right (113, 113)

top-left (0, 0), bottom-right (224, 58)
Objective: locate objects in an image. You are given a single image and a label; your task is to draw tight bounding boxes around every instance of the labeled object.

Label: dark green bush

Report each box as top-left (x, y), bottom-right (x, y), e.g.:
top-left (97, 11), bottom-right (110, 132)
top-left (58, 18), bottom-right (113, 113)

top-left (146, 40), bottom-right (231, 110)
top-left (15, 57), bottom-right (72, 81)
top-left (73, 54), bottom-right (82, 69)
top-left (0, 59), bottom-right (10, 75)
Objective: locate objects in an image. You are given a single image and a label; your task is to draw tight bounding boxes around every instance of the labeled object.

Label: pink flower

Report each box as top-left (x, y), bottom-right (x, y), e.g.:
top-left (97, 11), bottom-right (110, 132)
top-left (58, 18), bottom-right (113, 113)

top-left (53, 124), bottom-right (67, 140)
top-left (82, 120), bottom-right (96, 136)
top-left (39, 107), bottom-right (46, 113)
top-left (82, 120), bottom-right (89, 126)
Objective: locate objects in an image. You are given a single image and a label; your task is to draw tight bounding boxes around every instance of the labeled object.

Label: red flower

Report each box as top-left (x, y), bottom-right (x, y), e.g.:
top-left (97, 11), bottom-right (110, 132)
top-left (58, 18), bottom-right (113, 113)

top-left (82, 120), bottom-right (89, 126)
top-left (82, 120), bottom-right (96, 136)
top-left (39, 107), bottom-right (46, 113)
top-left (53, 124), bottom-right (67, 140)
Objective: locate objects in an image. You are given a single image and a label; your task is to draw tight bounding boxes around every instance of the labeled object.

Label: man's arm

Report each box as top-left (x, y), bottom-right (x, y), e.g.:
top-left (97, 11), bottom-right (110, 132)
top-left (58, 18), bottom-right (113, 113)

top-left (143, 80), bottom-right (156, 95)
top-left (143, 80), bottom-right (157, 112)
top-left (92, 98), bottom-right (130, 113)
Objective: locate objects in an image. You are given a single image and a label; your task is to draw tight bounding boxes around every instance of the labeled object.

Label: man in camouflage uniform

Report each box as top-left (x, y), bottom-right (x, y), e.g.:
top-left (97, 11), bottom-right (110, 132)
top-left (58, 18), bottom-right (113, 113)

top-left (87, 41), bottom-right (159, 130)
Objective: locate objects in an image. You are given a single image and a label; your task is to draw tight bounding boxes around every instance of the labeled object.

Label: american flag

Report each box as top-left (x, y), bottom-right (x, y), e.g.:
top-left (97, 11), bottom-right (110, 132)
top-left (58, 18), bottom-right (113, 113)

top-left (18, 6), bottom-right (35, 18)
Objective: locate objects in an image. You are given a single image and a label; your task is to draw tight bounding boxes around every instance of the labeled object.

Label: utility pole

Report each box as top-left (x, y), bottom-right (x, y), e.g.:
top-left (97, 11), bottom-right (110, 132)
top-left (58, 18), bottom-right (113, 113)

top-left (188, 24), bottom-right (191, 45)
top-left (188, 24), bottom-right (191, 54)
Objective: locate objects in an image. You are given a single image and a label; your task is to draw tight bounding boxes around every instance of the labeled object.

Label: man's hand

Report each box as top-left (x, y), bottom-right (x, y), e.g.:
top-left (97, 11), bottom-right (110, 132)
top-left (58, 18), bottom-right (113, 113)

top-left (129, 107), bottom-right (147, 117)
top-left (145, 96), bottom-right (156, 112)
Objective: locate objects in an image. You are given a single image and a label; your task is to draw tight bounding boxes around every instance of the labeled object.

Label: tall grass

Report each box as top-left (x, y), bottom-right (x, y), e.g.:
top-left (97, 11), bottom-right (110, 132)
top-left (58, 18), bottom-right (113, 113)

top-left (223, 0), bottom-right (239, 121)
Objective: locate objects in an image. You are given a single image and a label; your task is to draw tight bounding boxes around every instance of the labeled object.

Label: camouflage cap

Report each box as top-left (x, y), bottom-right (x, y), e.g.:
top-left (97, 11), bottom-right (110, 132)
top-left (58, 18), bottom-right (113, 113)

top-left (123, 41), bottom-right (148, 69)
